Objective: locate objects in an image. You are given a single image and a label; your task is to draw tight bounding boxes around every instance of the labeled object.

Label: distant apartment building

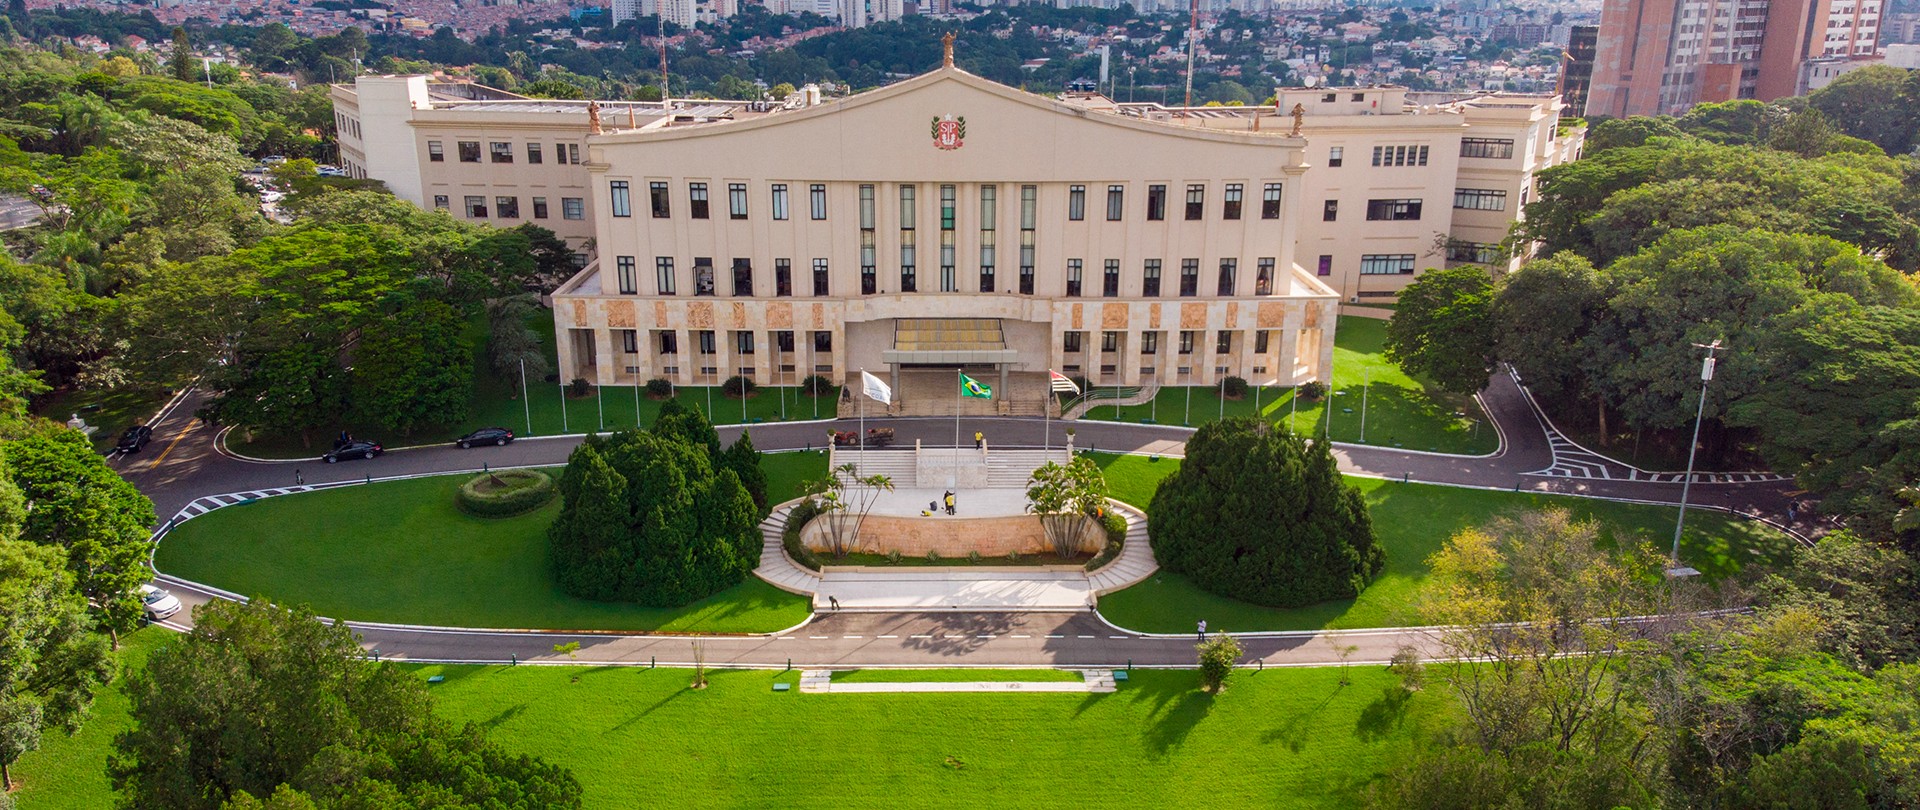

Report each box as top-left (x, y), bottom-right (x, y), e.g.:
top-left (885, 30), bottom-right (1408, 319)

top-left (1589, 0), bottom-right (1882, 117)
top-left (612, 0), bottom-right (740, 28)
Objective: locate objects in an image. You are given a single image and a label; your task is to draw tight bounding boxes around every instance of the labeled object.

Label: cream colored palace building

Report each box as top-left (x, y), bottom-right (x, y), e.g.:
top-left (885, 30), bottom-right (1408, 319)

top-left (332, 57), bottom-right (1580, 412)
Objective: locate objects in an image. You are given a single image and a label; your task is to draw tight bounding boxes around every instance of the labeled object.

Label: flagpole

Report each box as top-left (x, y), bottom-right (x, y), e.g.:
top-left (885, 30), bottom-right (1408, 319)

top-left (954, 368), bottom-right (961, 468)
top-left (859, 368), bottom-right (865, 468)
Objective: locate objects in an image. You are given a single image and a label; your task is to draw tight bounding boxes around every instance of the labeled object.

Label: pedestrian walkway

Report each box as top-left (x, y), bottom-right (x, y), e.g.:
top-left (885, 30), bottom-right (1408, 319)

top-left (816, 570), bottom-right (1094, 611)
top-left (796, 670), bottom-right (1118, 693)
top-left (1511, 368), bottom-right (1789, 484)
top-left (754, 506), bottom-right (823, 596)
top-left (1088, 501), bottom-right (1156, 594)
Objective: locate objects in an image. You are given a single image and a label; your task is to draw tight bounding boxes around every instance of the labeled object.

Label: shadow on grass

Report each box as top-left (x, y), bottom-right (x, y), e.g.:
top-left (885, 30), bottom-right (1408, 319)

top-left (479, 703), bottom-right (527, 730)
top-left (1123, 673), bottom-right (1216, 757)
top-left (1262, 686), bottom-right (1341, 753)
top-left (1354, 688), bottom-right (1413, 742)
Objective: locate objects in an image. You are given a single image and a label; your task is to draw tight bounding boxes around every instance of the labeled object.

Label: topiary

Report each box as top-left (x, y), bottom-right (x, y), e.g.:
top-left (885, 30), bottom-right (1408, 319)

top-left (721, 375), bottom-right (756, 398)
top-left (456, 469), bottom-right (556, 518)
top-left (1221, 375), bottom-right (1249, 398)
top-left (1297, 380), bottom-right (1328, 401)
top-left (644, 378), bottom-right (674, 398)
top-left (1148, 417), bottom-right (1383, 608)
top-left (567, 377), bottom-right (590, 398)
top-left (800, 374), bottom-right (834, 396)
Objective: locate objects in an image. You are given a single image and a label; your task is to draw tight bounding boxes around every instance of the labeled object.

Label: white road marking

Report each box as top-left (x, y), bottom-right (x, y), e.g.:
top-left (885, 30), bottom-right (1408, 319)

top-left (1046, 634), bottom-right (1065, 639)
top-left (843, 635), bottom-right (863, 639)
top-left (1011, 634), bottom-right (1031, 639)
top-left (909, 634), bottom-right (933, 639)
top-left (809, 636), bottom-right (830, 639)
top-left (1077, 635), bottom-right (1095, 639)
top-left (1108, 635), bottom-right (1129, 639)
top-left (876, 634), bottom-right (898, 639)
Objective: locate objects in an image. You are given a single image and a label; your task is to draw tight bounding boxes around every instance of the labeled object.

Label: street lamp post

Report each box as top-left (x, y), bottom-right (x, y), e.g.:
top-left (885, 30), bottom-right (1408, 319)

top-left (1669, 340), bottom-right (1722, 577)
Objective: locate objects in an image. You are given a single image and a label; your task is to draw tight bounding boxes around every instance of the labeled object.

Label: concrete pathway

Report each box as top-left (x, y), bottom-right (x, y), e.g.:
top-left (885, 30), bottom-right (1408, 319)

top-left (816, 570), bottom-right (1094, 612)
top-left (798, 670), bottom-right (1117, 693)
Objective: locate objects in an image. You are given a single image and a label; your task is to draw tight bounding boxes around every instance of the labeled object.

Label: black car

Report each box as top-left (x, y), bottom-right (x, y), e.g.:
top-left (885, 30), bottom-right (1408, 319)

top-left (116, 424), bottom-right (153, 453)
top-left (323, 440), bottom-right (383, 463)
top-left (456, 427), bottom-right (515, 449)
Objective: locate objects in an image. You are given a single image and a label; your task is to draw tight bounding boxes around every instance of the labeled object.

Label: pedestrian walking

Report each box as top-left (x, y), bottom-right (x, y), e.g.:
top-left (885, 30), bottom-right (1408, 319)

top-left (1786, 502), bottom-right (1798, 524)
top-left (1197, 619), bottom-right (1207, 641)
top-left (828, 595), bottom-right (840, 611)
top-left (295, 468), bottom-right (304, 485)
top-left (974, 431), bottom-right (984, 449)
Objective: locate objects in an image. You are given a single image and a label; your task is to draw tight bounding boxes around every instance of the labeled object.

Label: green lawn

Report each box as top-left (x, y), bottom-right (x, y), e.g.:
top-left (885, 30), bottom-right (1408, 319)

top-left (154, 454), bottom-right (830, 632)
top-left (229, 308), bottom-right (841, 459)
top-left (1081, 317), bottom-right (1496, 455)
top-left (31, 387), bottom-right (174, 454)
top-left (8, 627), bottom-right (168, 810)
top-left (412, 663), bottom-right (1449, 808)
top-left (1088, 452), bottom-right (1798, 634)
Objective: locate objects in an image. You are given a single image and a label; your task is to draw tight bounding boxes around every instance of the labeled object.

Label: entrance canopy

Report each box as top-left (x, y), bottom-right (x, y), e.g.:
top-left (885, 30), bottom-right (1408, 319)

top-left (883, 318), bottom-right (1021, 365)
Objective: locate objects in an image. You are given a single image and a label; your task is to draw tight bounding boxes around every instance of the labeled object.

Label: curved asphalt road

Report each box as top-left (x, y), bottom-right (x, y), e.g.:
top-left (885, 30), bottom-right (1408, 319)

top-left (115, 371), bottom-right (1801, 669)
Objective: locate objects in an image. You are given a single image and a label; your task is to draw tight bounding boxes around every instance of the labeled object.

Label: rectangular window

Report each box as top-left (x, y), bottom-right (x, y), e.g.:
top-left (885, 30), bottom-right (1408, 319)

top-left (689, 183), bottom-right (709, 219)
top-left (1143, 260), bottom-right (1162, 297)
top-left (490, 141), bottom-right (513, 163)
top-left (1179, 330), bottom-right (1195, 355)
top-left (457, 141), bottom-right (480, 162)
top-left (1141, 332), bottom-right (1159, 355)
top-left (1106, 184), bottom-right (1124, 221)
top-left (810, 184), bottom-right (827, 220)
top-left (1446, 242), bottom-right (1503, 264)
top-left (561, 143), bottom-right (580, 164)
top-left (1365, 199), bottom-right (1423, 221)
top-left (1255, 258), bottom-right (1275, 296)
top-left (615, 256), bottom-right (637, 294)
top-left (1323, 200), bottom-right (1339, 221)
top-left (1216, 331), bottom-right (1233, 354)
top-left (939, 184), bottom-right (956, 231)
top-left (1064, 332), bottom-right (1083, 354)
top-left (427, 141), bottom-right (444, 162)
top-left (432, 194), bottom-right (448, 209)
top-left (940, 184), bottom-right (957, 292)
top-left (771, 184), bottom-right (789, 220)
top-left (1020, 185), bottom-right (1036, 295)
top-left (527, 142), bottom-right (542, 164)
top-left (732, 259), bottom-right (753, 297)
top-left (1360, 254), bottom-right (1418, 275)
top-left (1461, 137), bottom-right (1516, 159)
top-left (694, 258), bottom-right (715, 296)
top-left (1255, 330), bottom-right (1271, 354)
top-left (1216, 258), bottom-right (1236, 296)
top-left (495, 196), bottom-right (519, 219)
top-left (1185, 184), bottom-right (1205, 220)
top-left (736, 330), bottom-right (755, 355)
top-left (1179, 259), bottom-right (1198, 297)
top-left (562, 197), bottom-right (584, 220)
top-left (1262, 183), bottom-right (1283, 219)
top-left (729, 183), bottom-right (748, 220)
top-left (899, 184), bottom-right (917, 292)
top-left (900, 263), bottom-right (916, 293)
top-left (659, 331), bottom-right (678, 355)
top-left (1453, 188), bottom-right (1508, 211)
top-left (698, 330), bottom-right (716, 355)
top-left (656, 257), bottom-right (675, 294)
top-left (860, 184), bottom-right (877, 294)
top-left (1103, 259), bottom-right (1120, 297)
top-left (1066, 259), bottom-right (1083, 297)
top-left (1147, 184), bottom-right (1167, 220)
top-left (814, 331), bottom-right (832, 353)
top-left (464, 195), bottom-right (487, 218)
top-left (776, 331), bottom-right (795, 353)
top-left (775, 259), bottom-right (792, 297)
top-left (979, 184), bottom-right (997, 292)
top-left (1068, 185), bottom-right (1086, 221)
top-left (1101, 331), bottom-right (1118, 353)
top-left (622, 331), bottom-right (638, 354)
top-left (649, 182), bottom-right (670, 218)
top-left (1371, 144), bottom-right (1431, 166)
top-left (1318, 255), bottom-right (1333, 276)
top-left (812, 259), bottom-right (829, 296)
top-left (532, 197), bottom-right (549, 219)
top-left (1223, 184), bottom-right (1243, 220)
top-left (1328, 146), bottom-right (1343, 167)
top-left (609, 181), bottom-right (631, 218)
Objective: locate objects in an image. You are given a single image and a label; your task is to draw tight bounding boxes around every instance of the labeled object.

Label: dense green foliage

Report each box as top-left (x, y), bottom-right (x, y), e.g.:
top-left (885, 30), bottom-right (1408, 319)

top-left (1149, 418), bottom-right (1382, 607)
top-left (1381, 266), bottom-right (1498, 397)
top-left (780, 495), bottom-right (824, 572)
top-left (0, 535), bottom-right (113, 792)
top-left (2, 429), bottom-right (156, 638)
top-left (549, 418), bottom-right (761, 606)
top-left (455, 469), bottom-right (556, 518)
top-left (110, 598), bottom-right (582, 809)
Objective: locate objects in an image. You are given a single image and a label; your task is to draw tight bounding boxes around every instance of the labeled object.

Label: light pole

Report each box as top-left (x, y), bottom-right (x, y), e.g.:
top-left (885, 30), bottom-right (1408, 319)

top-left (1668, 340), bottom-right (1722, 578)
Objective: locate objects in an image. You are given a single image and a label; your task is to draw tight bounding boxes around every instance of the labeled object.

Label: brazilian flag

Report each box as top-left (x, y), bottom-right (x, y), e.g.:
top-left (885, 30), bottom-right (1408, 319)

top-left (960, 373), bottom-right (993, 399)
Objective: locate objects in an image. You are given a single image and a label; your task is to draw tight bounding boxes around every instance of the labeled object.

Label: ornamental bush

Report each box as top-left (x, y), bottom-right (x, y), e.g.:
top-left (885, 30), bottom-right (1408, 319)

top-left (456, 469), bottom-right (556, 518)
top-left (721, 375), bottom-right (756, 398)
top-left (800, 374), bottom-right (834, 396)
top-left (644, 378), bottom-right (674, 398)
top-left (1148, 417), bottom-right (1384, 607)
top-left (782, 497), bottom-right (824, 572)
top-left (1221, 375), bottom-right (1249, 398)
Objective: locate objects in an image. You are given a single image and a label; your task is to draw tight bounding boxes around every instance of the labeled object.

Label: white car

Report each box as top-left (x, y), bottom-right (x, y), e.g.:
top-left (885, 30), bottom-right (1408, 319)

top-left (141, 584), bottom-right (182, 621)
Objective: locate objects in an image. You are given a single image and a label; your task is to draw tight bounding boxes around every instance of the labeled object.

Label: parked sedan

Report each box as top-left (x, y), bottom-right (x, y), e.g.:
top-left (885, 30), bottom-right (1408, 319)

top-left (323, 439), bottom-right (383, 463)
top-left (456, 427), bottom-right (515, 449)
top-left (141, 584), bottom-right (182, 621)
top-left (116, 424), bottom-right (153, 453)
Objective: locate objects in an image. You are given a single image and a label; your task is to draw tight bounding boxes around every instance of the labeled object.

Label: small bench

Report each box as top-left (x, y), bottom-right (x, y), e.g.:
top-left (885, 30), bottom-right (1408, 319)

top-left (426, 675), bottom-right (445, 684)
top-left (772, 682), bottom-right (792, 692)
top-left (1112, 671), bottom-right (1129, 682)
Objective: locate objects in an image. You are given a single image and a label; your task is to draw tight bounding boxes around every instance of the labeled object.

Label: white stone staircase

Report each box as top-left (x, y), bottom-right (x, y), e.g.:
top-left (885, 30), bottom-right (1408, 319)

top-left (753, 504), bottom-right (823, 596)
top-left (829, 449), bottom-right (919, 487)
top-left (1088, 500), bottom-right (1158, 594)
top-left (985, 448), bottom-right (1073, 488)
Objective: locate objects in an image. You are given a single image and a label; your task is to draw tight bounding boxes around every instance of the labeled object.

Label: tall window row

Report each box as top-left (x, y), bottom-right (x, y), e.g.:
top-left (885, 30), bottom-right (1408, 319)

top-left (611, 180), bottom-right (1286, 225)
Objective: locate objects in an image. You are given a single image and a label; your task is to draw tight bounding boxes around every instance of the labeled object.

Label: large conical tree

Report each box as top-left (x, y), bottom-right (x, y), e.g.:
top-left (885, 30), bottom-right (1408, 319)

top-left (721, 430), bottom-right (769, 516)
top-left (547, 444), bottom-right (632, 601)
top-left (1149, 417), bottom-right (1382, 607)
top-left (167, 27), bottom-right (194, 82)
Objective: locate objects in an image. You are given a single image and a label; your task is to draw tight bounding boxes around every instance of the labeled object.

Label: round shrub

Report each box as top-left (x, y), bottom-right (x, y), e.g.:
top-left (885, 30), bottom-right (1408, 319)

top-left (567, 377), bottom-right (590, 398)
top-left (1221, 376), bottom-right (1249, 398)
top-left (1148, 417), bottom-right (1383, 607)
top-left (1297, 380), bottom-right (1328, 401)
top-left (1100, 510), bottom-right (1127, 545)
top-left (800, 374), bottom-right (834, 396)
top-left (644, 378), bottom-right (674, 398)
top-left (721, 375), bottom-right (757, 398)
top-left (456, 470), bottom-right (556, 518)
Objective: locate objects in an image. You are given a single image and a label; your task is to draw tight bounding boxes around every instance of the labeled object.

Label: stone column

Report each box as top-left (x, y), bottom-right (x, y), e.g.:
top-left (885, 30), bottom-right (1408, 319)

top-left (555, 327), bottom-right (579, 386)
top-left (1316, 301), bottom-right (1337, 384)
top-left (1275, 313), bottom-right (1300, 388)
top-left (591, 329), bottom-right (616, 388)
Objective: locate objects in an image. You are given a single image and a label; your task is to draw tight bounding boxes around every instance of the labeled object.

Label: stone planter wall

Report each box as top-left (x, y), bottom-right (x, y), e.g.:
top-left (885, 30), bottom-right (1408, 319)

top-left (801, 512), bottom-right (1102, 558)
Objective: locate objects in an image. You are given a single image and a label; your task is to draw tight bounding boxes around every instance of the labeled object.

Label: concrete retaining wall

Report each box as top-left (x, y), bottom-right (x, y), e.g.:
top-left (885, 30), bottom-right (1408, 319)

top-left (802, 512), bottom-right (1101, 557)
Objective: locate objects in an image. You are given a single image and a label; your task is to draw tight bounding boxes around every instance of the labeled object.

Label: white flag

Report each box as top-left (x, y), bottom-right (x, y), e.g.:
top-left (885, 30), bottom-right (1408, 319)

top-left (861, 370), bottom-right (892, 405)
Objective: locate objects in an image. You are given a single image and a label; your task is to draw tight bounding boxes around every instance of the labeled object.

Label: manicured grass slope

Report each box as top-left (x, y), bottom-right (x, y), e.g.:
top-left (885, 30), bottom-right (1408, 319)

top-left (1085, 316), bottom-right (1496, 455)
top-left (1090, 453), bottom-right (1796, 634)
top-left (155, 453), bottom-right (829, 632)
top-left (415, 664), bottom-right (1450, 808)
top-left (9, 627), bottom-right (168, 810)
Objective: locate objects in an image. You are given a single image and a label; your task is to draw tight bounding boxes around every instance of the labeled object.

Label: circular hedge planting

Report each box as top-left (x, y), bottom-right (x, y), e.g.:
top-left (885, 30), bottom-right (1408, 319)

top-left (456, 470), bottom-right (557, 518)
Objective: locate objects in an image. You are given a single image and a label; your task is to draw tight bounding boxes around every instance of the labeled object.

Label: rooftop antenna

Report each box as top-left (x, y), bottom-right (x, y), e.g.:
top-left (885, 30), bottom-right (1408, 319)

top-left (1182, 0), bottom-right (1197, 118)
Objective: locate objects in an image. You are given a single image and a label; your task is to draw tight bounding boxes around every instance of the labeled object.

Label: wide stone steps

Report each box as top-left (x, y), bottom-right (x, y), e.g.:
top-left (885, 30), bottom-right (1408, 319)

top-left (1087, 502), bottom-right (1159, 595)
top-left (753, 506), bottom-right (822, 596)
top-left (830, 449), bottom-right (919, 487)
